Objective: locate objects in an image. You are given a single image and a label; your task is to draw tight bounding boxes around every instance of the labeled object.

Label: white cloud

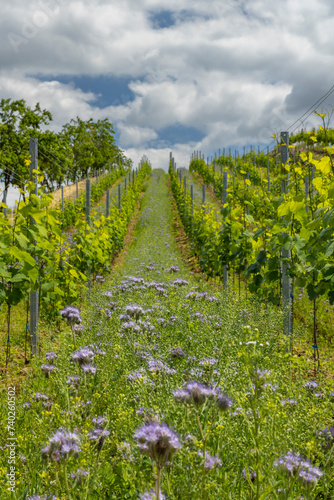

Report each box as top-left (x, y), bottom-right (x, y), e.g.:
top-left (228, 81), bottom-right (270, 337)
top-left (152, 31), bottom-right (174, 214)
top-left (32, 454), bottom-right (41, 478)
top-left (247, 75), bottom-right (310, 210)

top-left (0, 0), bottom-right (334, 169)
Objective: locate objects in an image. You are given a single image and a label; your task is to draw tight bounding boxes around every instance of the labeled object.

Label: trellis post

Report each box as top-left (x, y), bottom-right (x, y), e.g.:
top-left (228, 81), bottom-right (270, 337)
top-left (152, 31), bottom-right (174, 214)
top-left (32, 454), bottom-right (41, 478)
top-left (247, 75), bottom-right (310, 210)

top-left (29, 137), bottom-right (39, 357)
top-left (281, 131), bottom-right (292, 342)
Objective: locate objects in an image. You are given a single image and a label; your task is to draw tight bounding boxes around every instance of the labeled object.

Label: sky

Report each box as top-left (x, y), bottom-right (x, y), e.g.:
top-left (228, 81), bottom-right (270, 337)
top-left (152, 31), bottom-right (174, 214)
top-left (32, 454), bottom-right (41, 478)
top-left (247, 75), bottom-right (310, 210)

top-left (1, 0), bottom-right (334, 193)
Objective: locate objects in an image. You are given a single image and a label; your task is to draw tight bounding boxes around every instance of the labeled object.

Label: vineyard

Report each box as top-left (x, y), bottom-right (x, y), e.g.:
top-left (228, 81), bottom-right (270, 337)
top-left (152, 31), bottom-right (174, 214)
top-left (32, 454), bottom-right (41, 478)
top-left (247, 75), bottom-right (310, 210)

top-left (0, 123), bottom-right (334, 499)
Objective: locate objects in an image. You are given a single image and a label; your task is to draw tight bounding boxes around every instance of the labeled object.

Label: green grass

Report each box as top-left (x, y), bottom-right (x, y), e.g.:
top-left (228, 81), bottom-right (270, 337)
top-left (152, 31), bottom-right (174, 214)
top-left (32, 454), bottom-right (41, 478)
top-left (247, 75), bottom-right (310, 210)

top-left (0, 170), bottom-right (333, 499)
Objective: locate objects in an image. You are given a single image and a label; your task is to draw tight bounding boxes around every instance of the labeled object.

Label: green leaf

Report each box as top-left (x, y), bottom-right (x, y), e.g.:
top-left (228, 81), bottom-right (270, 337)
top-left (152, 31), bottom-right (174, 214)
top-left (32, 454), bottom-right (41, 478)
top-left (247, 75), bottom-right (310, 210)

top-left (9, 247), bottom-right (36, 267)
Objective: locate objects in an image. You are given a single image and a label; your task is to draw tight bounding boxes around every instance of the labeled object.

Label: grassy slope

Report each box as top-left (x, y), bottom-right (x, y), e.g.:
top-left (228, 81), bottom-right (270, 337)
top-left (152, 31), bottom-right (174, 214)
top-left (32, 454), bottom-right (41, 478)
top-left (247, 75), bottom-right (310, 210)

top-left (0, 170), bottom-right (333, 499)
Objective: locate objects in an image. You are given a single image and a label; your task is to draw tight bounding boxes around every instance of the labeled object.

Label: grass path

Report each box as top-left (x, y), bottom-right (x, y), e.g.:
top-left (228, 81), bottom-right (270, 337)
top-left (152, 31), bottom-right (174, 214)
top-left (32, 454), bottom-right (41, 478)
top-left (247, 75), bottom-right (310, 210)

top-left (0, 170), bottom-right (333, 499)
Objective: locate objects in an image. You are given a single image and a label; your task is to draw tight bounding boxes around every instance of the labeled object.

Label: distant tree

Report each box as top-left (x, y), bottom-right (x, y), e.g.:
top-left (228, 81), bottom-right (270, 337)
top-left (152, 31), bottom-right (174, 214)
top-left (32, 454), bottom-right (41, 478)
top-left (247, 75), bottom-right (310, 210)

top-left (0, 98), bottom-right (52, 203)
top-left (62, 117), bottom-right (123, 179)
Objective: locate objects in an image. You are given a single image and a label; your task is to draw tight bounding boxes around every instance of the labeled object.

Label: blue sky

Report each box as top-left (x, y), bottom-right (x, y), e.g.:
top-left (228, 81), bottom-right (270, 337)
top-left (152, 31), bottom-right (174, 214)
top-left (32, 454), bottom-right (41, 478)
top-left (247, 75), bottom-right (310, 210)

top-left (1, 0), bottom-right (334, 183)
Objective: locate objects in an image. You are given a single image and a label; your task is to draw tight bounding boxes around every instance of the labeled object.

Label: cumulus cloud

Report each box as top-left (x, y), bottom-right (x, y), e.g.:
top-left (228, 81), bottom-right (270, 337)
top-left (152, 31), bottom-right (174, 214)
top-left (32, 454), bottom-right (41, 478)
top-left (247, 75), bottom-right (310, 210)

top-left (0, 0), bottom-right (334, 172)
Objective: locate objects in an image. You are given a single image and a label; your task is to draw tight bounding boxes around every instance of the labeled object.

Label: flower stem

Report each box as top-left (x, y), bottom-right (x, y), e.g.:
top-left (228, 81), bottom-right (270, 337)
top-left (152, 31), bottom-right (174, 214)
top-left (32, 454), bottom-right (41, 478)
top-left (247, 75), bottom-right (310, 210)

top-left (63, 463), bottom-right (72, 500)
top-left (156, 465), bottom-right (161, 500)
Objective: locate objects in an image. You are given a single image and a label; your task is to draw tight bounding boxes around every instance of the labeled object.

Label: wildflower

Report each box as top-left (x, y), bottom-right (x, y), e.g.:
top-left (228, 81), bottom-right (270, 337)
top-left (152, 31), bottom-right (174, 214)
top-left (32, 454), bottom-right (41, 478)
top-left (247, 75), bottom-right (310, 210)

top-left (70, 469), bottom-right (89, 484)
top-left (71, 347), bottom-right (95, 365)
top-left (80, 364), bottom-right (96, 374)
top-left (33, 393), bottom-right (49, 401)
top-left (128, 369), bottom-right (146, 381)
top-left (304, 381), bottom-right (318, 391)
top-left (126, 304), bottom-right (145, 320)
top-left (60, 305), bottom-right (82, 325)
top-left (169, 347), bottom-right (186, 359)
top-left (140, 491), bottom-right (166, 500)
top-left (67, 375), bottom-right (80, 387)
top-left (317, 427), bottom-right (334, 451)
top-left (216, 392), bottom-right (233, 411)
top-left (88, 428), bottom-right (110, 450)
top-left (95, 275), bottom-right (104, 283)
top-left (41, 364), bottom-right (58, 378)
top-left (274, 452), bottom-right (323, 485)
top-left (172, 278), bottom-right (188, 286)
top-left (242, 467), bottom-right (257, 482)
top-left (23, 402), bottom-right (32, 409)
top-left (41, 428), bottom-right (81, 462)
top-left (45, 352), bottom-right (58, 360)
top-left (199, 357), bottom-right (217, 366)
top-left (281, 399), bottom-right (298, 405)
top-left (173, 381), bottom-right (216, 407)
top-left (122, 321), bottom-right (142, 334)
top-left (27, 494), bottom-right (55, 499)
top-left (92, 416), bottom-right (106, 428)
top-left (134, 421), bottom-right (181, 468)
top-left (199, 451), bottom-right (222, 471)
top-left (43, 401), bottom-right (53, 411)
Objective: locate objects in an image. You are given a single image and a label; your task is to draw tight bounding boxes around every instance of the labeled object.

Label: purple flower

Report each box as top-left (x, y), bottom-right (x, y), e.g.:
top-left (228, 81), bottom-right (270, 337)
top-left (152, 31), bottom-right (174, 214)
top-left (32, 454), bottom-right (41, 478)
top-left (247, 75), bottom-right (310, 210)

top-left (169, 347), bottom-right (186, 359)
top-left (172, 278), bottom-right (189, 286)
top-left (27, 496), bottom-right (57, 500)
top-left (23, 402), bottom-right (32, 409)
top-left (281, 399), bottom-right (298, 405)
top-left (243, 467), bottom-right (257, 482)
top-left (92, 416), bottom-right (106, 428)
top-left (216, 392), bottom-right (233, 411)
top-left (95, 275), bottom-right (104, 283)
top-left (274, 452), bottom-right (323, 485)
top-left (70, 469), bottom-right (89, 484)
top-left (88, 428), bottom-right (110, 450)
top-left (140, 491), bottom-right (166, 500)
top-left (134, 421), bottom-right (181, 468)
top-left (199, 357), bottom-right (218, 367)
top-left (33, 393), bottom-right (49, 402)
top-left (43, 401), bottom-right (53, 411)
top-left (60, 306), bottom-right (82, 326)
top-left (67, 375), bottom-right (80, 387)
top-left (304, 381), bottom-right (319, 391)
top-left (148, 359), bottom-right (176, 375)
top-left (104, 290), bottom-right (113, 297)
top-left (45, 352), bottom-right (58, 360)
top-left (71, 347), bottom-right (95, 365)
top-left (41, 428), bottom-right (81, 462)
top-left (126, 304), bottom-right (144, 320)
top-left (198, 451), bottom-right (222, 471)
top-left (80, 364), bottom-right (96, 374)
top-left (128, 369), bottom-right (146, 381)
top-left (41, 364), bottom-right (58, 378)
top-left (317, 427), bottom-right (334, 450)
top-left (173, 381), bottom-right (217, 407)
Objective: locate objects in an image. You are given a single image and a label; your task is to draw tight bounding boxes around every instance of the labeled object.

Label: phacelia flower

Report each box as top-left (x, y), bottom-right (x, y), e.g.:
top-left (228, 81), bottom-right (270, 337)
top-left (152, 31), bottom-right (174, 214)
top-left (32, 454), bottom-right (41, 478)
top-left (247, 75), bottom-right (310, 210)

top-left (60, 306), bottom-right (82, 325)
top-left (216, 392), bottom-right (233, 411)
top-left (70, 469), bottom-right (89, 484)
top-left (126, 304), bottom-right (145, 320)
top-left (45, 352), bottom-right (58, 360)
top-left (41, 428), bottom-right (81, 462)
top-left (80, 364), bottom-right (96, 374)
top-left (173, 381), bottom-right (217, 407)
top-left (317, 427), bottom-right (334, 451)
top-left (33, 393), bottom-right (49, 402)
top-left (242, 467), bottom-right (257, 482)
top-left (71, 347), bottom-right (95, 365)
top-left (304, 381), bottom-right (319, 391)
top-left (134, 421), bottom-right (181, 468)
top-left (41, 364), bottom-right (58, 378)
top-left (274, 452), bottom-right (323, 485)
top-left (88, 428), bottom-right (110, 450)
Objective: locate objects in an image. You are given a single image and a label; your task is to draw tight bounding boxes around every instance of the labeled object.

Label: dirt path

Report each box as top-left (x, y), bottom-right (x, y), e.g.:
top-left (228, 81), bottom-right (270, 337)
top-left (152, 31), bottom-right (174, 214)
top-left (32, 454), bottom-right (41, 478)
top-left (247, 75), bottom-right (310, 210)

top-left (50, 177), bottom-right (96, 208)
